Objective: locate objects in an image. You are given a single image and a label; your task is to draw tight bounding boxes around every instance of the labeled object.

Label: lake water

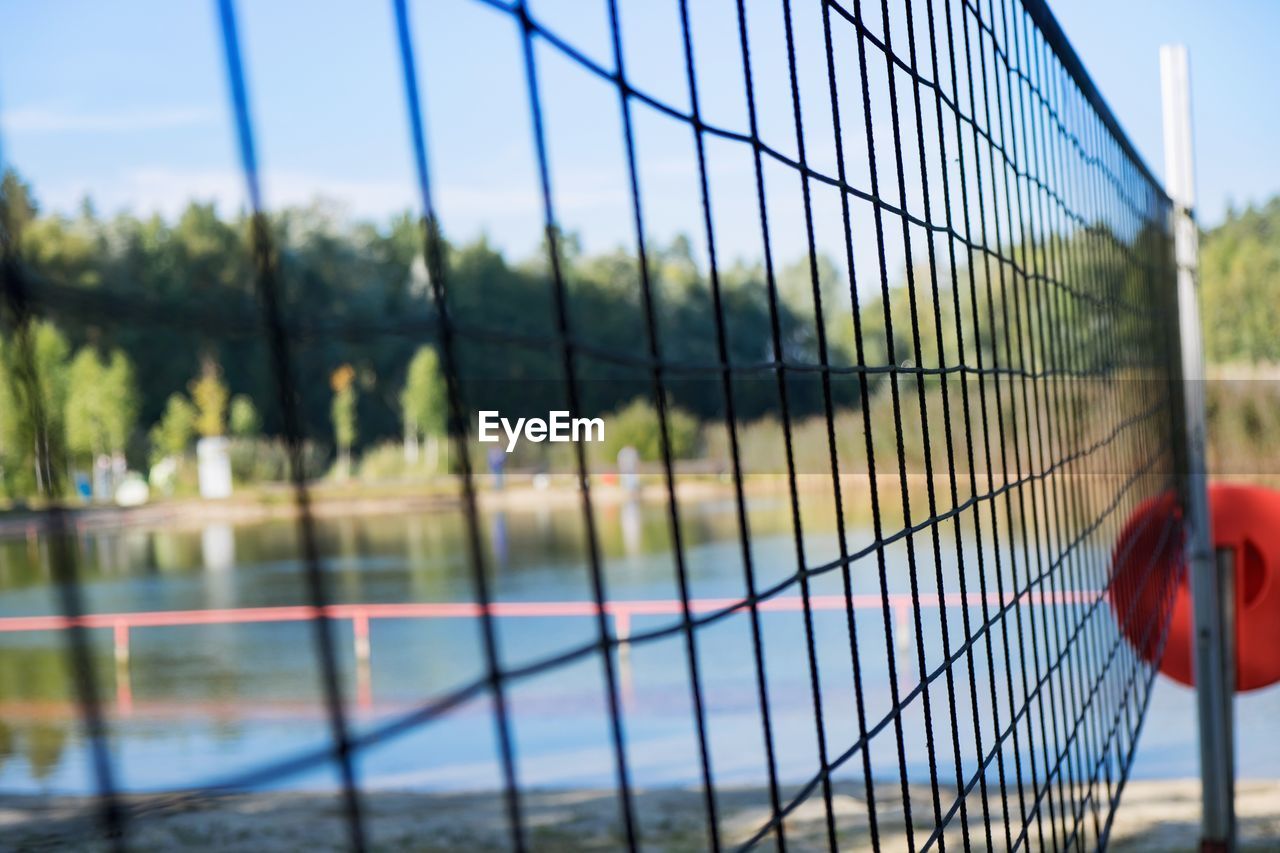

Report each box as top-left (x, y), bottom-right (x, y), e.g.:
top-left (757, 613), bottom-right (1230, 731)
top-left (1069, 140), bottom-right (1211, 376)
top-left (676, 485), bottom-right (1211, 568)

top-left (0, 492), bottom-right (1275, 799)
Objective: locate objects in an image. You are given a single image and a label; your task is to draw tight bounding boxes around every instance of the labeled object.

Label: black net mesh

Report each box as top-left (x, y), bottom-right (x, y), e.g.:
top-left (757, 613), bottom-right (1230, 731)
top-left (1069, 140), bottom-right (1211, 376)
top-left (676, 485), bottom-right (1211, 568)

top-left (0, 0), bottom-right (1186, 850)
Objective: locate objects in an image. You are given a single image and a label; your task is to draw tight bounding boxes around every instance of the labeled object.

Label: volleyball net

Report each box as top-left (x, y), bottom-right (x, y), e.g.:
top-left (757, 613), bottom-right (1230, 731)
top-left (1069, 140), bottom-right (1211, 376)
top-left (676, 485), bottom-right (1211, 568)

top-left (0, 0), bottom-right (1186, 849)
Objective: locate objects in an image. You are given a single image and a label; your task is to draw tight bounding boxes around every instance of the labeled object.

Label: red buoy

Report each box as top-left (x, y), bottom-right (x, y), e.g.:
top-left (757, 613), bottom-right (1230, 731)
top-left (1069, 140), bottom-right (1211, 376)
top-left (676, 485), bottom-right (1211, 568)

top-left (1111, 483), bottom-right (1280, 692)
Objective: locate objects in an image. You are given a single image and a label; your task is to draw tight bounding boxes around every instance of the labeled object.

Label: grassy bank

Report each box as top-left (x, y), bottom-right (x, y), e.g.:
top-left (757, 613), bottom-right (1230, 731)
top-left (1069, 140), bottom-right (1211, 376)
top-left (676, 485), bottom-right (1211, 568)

top-left (0, 466), bottom-right (1112, 542)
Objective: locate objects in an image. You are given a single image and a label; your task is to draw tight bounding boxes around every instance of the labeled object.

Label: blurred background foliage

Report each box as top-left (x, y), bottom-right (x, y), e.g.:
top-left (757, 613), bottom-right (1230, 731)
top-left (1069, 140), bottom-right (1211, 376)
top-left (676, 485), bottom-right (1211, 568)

top-left (1201, 198), bottom-right (1280, 364)
top-left (1197, 198), bottom-right (1280, 478)
top-left (0, 162), bottom-right (1266, 502)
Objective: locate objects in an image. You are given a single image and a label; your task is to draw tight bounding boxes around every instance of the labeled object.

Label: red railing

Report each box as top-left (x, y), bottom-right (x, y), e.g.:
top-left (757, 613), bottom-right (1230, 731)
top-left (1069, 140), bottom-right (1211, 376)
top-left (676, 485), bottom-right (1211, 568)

top-left (0, 590), bottom-right (1094, 714)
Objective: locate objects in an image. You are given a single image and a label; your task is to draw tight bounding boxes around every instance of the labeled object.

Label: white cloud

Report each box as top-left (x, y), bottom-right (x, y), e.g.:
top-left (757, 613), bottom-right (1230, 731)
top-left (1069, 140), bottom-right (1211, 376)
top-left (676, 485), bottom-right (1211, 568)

top-left (33, 167), bottom-right (414, 221)
top-left (27, 163), bottom-right (716, 260)
top-left (1, 106), bottom-right (218, 134)
top-left (33, 165), bottom-right (629, 224)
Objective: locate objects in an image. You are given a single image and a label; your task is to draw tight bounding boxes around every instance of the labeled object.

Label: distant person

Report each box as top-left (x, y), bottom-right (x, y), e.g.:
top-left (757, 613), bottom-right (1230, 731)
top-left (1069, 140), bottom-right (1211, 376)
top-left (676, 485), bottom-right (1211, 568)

top-left (618, 445), bottom-right (639, 495)
top-left (488, 446), bottom-right (506, 491)
top-left (489, 510), bottom-right (509, 567)
top-left (93, 455), bottom-right (113, 502)
top-left (74, 471), bottom-right (92, 503)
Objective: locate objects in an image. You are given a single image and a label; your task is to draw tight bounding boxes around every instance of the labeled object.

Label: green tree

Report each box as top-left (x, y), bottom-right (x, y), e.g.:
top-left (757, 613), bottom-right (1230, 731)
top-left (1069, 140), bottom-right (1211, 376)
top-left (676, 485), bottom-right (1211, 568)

top-left (229, 395), bottom-right (261, 438)
top-left (1201, 198), bottom-right (1280, 364)
top-left (0, 338), bottom-right (13, 499)
top-left (102, 350), bottom-right (139, 453)
top-left (190, 360), bottom-right (229, 438)
top-left (400, 347), bottom-right (446, 466)
top-left (331, 364), bottom-right (358, 479)
top-left (599, 397), bottom-right (700, 463)
top-left (1, 169), bottom-right (37, 253)
top-left (0, 322), bottom-right (71, 498)
top-left (150, 393), bottom-right (197, 460)
top-left (65, 347), bottom-right (137, 461)
top-left (65, 350), bottom-right (105, 460)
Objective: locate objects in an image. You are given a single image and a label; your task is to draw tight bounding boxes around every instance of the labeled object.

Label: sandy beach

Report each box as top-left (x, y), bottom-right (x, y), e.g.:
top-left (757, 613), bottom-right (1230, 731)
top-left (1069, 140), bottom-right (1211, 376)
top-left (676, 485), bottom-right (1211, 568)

top-left (2, 780), bottom-right (1278, 851)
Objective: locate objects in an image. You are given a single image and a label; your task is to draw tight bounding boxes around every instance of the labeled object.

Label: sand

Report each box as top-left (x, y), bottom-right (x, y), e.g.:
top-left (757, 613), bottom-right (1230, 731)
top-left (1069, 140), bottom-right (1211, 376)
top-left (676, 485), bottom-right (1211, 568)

top-left (2, 780), bottom-right (1278, 851)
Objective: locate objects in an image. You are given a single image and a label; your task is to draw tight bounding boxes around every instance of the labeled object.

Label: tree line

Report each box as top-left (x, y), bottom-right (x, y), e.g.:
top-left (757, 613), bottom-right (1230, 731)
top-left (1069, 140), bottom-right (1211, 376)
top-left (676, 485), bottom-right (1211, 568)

top-left (0, 168), bottom-right (891, 499)
top-left (0, 165), bottom-right (1187, 501)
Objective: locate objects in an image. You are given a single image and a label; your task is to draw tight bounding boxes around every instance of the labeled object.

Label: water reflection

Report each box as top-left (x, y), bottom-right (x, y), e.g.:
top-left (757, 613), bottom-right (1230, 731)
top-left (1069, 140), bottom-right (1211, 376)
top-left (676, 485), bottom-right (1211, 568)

top-left (620, 498), bottom-right (643, 557)
top-left (490, 511), bottom-right (509, 568)
top-left (0, 645), bottom-right (74, 785)
top-left (201, 523), bottom-right (236, 574)
top-left (0, 493), bottom-right (1270, 795)
top-left (0, 496), bottom-right (803, 793)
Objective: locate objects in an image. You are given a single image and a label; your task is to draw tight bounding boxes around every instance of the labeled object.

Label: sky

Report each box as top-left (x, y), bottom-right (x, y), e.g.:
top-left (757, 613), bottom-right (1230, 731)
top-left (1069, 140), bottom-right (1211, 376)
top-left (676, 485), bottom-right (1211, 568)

top-left (0, 0), bottom-right (1276, 270)
top-left (1048, 0), bottom-right (1280, 225)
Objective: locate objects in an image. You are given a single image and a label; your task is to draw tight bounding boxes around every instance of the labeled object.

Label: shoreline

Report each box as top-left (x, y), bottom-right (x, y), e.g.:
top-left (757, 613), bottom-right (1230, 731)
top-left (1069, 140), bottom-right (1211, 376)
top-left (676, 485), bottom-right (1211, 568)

top-left (0, 477), bottom-right (734, 537)
top-left (0, 471), bottom-right (1046, 539)
top-left (1, 780), bottom-right (1277, 851)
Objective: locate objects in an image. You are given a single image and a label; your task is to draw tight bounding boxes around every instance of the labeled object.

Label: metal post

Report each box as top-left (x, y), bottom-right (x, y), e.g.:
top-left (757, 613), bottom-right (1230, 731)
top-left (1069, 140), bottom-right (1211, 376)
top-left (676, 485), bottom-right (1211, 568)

top-left (1161, 44), bottom-right (1234, 853)
top-left (1218, 547), bottom-right (1236, 846)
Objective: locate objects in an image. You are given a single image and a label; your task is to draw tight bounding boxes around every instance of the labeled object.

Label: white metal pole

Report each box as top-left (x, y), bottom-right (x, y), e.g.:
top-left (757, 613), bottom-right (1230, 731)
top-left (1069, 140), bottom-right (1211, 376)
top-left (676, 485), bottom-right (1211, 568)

top-left (1160, 44), bottom-right (1234, 852)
